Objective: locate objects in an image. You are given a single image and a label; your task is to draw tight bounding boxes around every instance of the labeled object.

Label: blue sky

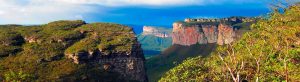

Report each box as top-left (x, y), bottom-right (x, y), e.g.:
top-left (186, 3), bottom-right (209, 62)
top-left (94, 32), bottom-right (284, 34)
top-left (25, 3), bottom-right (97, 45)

top-left (0, 0), bottom-right (273, 26)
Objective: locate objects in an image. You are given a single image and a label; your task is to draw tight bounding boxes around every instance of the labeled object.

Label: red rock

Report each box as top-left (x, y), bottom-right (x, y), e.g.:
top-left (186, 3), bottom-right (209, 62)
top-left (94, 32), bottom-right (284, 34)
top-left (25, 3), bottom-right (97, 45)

top-left (202, 25), bottom-right (218, 43)
top-left (172, 23), bottom-right (208, 46)
top-left (172, 22), bottom-right (237, 46)
top-left (217, 24), bottom-right (235, 45)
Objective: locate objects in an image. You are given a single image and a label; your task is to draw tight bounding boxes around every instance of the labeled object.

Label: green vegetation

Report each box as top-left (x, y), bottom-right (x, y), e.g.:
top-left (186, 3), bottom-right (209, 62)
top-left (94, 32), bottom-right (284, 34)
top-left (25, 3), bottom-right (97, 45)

top-left (160, 3), bottom-right (300, 82)
top-left (137, 34), bottom-right (172, 56)
top-left (137, 27), bottom-right (172, 58)
top-left (65, 23), bottom-right (135, 54)
top-left (147, 44), bottom-right (217, 82)
top-left (0, 28), bottom-right (24, 57)
top-left (0, 20), bottom-right (136, 81)
top-left (4, 70), bottom-right (34, 82)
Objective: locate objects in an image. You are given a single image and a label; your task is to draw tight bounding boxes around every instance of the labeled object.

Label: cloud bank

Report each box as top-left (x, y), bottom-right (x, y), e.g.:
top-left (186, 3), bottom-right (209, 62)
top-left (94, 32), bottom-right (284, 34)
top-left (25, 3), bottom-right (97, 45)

top-left (0, 0), bottom-right (269, 24)
top-left (48, 0), bottom-right (268, 6)
top-left (0, 0), bottom-right (98, 24)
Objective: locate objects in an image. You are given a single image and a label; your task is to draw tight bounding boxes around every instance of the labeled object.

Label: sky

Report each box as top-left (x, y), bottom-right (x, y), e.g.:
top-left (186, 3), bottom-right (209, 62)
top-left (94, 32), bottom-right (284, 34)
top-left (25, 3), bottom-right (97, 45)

top-left (0, 0), bottom-right (276, 26)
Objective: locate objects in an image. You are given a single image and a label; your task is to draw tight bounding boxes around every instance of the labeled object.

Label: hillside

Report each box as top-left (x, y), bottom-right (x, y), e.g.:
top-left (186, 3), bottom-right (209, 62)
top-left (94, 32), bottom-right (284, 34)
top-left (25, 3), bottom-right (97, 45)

top-left (160, 3), bottom-right (300, 82)
top-left (0, 20), bottom-right (147, 82)
top-left (146, 44), bottom-right (217, 82)
top-left (138, 35), bottom-right (172, 57)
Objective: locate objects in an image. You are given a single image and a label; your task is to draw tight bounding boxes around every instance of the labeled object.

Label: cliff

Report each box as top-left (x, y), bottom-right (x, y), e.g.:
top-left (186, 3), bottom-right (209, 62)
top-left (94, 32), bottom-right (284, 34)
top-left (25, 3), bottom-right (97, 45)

top-left (173, 17), bottom-right (254, 46)
top-left (142, 26), bottom-right (172, 38)
top-left (0, 20), bottom-right (147, 82)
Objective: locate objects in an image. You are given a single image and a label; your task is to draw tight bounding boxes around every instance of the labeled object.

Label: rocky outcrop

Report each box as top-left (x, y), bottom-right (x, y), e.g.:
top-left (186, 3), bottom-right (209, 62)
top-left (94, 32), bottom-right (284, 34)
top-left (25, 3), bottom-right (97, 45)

top-left (142, 26), bottom-right (172, 38)
top-left (24, 36), bottom-right (41, 43)
top-left (65, 40), bottom-right (147, 82)
top-left (173, 17), bottom-right (253, 46)
top-left (63, 22), bottom-right (148, 81)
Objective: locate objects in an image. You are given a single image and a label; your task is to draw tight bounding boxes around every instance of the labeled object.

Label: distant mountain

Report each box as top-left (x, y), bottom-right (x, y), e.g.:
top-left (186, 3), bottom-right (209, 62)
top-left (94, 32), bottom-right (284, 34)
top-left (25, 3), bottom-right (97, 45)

top-left (137, 26), bottom-right (172, 57)
top-left (142, 26), bottom-right (172, 38)
top-left (125, 24), bottom-right (172, 35)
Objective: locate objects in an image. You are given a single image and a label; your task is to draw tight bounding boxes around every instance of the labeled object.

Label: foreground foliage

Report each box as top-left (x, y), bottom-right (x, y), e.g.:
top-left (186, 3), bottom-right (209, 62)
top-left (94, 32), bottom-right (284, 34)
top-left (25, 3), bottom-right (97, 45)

top-left (160, 3), bottom-right (300, 82)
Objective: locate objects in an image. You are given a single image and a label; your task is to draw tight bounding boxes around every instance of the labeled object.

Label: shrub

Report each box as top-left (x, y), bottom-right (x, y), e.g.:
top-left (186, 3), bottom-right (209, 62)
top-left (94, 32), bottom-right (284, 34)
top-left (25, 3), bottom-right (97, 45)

top-left (4, 70), bottom-right (34, 82)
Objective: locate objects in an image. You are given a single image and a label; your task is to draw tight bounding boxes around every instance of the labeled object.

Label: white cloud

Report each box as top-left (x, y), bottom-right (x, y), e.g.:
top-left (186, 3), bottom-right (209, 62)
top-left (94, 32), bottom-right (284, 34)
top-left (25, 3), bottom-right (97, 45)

top-left (0, 0), bottom-right (270, 24)
top-left (0, 11), bottom-right (4, 15)
top-left (53, 0), bottom-right (269, 6)
top-left (0, 0), bottom-right (98, 24)
top-left (54, 0), bottom-right (204, 6)
top-left (0, 0), bottom-right (206, 24)
top-left (58, 0), bottom-right (271, 6)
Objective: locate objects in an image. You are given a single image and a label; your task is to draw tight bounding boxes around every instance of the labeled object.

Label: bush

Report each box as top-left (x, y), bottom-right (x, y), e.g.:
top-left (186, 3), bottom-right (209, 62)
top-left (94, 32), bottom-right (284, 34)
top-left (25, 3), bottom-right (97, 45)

top-left (0, 31), bottom-right (24, 46)
top-left (4, 70), bottom-right (34, 82)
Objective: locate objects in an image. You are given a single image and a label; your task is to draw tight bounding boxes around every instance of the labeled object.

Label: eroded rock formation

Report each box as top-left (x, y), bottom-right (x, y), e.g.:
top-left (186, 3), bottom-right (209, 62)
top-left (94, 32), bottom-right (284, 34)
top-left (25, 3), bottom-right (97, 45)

top-left (173, 17), bottom-right (253, 46)
top-left (65, 42), bottom-right (147, 82)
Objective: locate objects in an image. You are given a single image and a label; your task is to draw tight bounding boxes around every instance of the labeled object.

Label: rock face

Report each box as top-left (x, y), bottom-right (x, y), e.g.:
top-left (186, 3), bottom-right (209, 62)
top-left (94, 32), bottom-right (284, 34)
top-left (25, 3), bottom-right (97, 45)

top-left (142, 26), bottom-right (172, 38)
top-left (217, 24), bottom-right (235, 45)
top-left (24, 36), bottom-right (41, 43)
top-left (172, 24), bottom-right (207, 45)
top-left (65, 42), bottom-right (147, 82)
top-left (173, 17), bottom-right (253, 46)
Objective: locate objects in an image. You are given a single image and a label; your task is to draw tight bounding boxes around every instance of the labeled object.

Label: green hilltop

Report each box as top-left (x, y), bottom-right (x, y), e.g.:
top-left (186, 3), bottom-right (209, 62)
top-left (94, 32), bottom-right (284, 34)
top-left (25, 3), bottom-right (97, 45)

top-left (0, 20), bottom-right (136, 81)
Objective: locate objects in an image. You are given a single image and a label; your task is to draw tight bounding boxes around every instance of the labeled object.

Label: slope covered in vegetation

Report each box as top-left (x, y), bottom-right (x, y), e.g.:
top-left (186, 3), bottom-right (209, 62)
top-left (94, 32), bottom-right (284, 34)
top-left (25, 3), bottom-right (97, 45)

top-left (147, 44), bottom-right (217, 82)
top-left (160, 3), bottom-right (300, 82)
top-left (137, 34), bottom-right (172, 57)
top-left (0, 20), bottom-right (138, 81)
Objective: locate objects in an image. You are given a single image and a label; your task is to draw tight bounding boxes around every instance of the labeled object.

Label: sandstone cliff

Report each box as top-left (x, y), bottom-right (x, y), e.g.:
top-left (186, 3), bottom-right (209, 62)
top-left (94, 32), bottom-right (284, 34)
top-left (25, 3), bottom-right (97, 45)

top-left (173, 17), bottom-right (253, 46)
top-left (142, 26), bottom-right (172, 38)
top-left (65, 42), bottom-right (147, 82)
